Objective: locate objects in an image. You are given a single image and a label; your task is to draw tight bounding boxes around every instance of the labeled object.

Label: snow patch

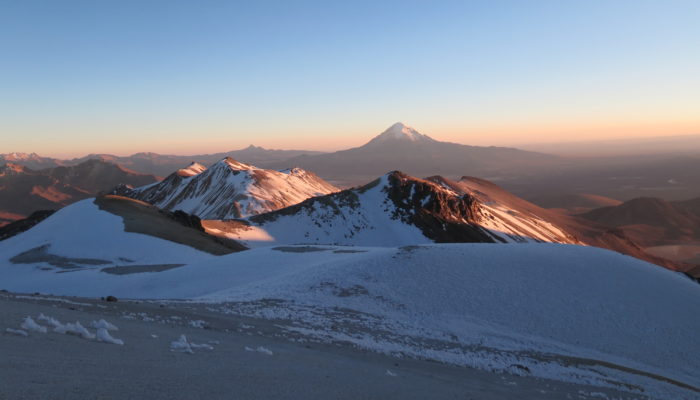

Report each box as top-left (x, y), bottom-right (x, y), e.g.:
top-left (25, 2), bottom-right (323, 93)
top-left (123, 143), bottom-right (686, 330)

top-left (21, 316), bottom-right (47, 333)
top-left (90, 319), bottom-right (119, 331)
top-left (6, 328), bottom-right (28, 336)
top-left (54, 321), bottom-right (95, 340)
top-left (96, 328), bottom-right (124, 345)
top-left (170, 335), bottom-right (194, 354)
top-left (245, 346), bottom-right (273, 355)
top-left (188, 319), bottom-right (206, 329)
top-left (170, 334), bottom-right (212, 353)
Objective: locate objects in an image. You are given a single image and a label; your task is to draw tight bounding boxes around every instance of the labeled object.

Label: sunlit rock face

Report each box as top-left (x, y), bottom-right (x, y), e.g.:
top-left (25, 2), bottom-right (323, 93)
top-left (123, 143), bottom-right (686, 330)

top-left (115, 158), bottom-right (339, 219)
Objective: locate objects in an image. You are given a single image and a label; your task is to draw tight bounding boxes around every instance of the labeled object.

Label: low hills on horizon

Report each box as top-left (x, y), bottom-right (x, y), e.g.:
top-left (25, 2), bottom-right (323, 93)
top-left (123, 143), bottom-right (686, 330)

top-left (1, 122), bottom-right (556, 182)
top-left (0, 145), bottom-right (326, 177)
top-left (4, 122), bottom-right (700, 201)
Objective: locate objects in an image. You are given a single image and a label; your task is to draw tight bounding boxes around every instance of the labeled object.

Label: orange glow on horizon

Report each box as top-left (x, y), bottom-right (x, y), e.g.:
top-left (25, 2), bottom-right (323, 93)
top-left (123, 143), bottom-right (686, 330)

top-left (10, 119), bottom-right (700, 159)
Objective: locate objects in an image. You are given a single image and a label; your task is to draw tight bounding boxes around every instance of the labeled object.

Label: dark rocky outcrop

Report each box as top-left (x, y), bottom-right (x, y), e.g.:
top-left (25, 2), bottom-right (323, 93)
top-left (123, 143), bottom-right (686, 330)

top-left (252, 171), bottom-right (497, 244)
top-left (166, 210), bottom-right (205, 232)
top-left (383, 172), bottom-right (496, 243)
top-left (0, 210), bottom-right (56, 241)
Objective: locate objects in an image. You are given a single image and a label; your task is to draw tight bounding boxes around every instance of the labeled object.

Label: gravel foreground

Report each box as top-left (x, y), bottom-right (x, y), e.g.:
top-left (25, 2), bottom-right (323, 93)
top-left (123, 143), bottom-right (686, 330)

top-left (0, 292), bottom-right (647, 400)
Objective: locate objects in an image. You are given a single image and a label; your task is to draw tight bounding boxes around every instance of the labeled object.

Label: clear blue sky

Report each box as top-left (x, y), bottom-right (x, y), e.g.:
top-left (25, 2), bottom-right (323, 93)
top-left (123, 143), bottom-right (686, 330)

top-left (1, 0), bottom-right (698, 156)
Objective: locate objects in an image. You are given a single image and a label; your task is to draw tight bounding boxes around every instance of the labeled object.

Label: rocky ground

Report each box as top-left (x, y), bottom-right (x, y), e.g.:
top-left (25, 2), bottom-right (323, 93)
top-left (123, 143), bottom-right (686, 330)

top-left (0, 291), bottom-right (647, 400)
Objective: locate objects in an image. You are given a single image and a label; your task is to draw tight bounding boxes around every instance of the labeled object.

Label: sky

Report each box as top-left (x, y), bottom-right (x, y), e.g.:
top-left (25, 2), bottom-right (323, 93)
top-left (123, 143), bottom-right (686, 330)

top-left (1, 0), bottom-right (699, 157)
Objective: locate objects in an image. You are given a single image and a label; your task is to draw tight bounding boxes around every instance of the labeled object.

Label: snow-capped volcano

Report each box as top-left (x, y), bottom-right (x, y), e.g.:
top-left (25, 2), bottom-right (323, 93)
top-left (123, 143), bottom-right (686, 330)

top-left (115, 158), bottom-right (339, 219)
top-left (365, 122), bottom-right (435, 145)
top-left (265, 122), bottom-right (556, 187)
top-left (215, 170), bottom-right (580, 247)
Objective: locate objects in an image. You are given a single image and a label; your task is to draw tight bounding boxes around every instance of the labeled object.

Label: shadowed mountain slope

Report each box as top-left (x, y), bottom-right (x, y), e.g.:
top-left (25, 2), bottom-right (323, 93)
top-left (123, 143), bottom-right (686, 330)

top-left (0, 160), bottom-right (158, 225)
top-left (580, 197), bottom-right (700, 247)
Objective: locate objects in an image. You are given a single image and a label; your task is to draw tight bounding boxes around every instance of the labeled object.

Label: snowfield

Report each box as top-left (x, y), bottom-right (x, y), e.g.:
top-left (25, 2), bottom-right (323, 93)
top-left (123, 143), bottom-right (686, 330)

top-left (0, 199), bottom-right (215, 267)
top-left (1, 198), bottom-right (699, 398)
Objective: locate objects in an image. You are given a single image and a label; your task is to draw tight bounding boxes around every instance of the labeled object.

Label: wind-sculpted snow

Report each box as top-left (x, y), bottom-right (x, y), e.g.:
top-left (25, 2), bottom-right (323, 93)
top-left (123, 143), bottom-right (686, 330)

top-left (1, 243), bottom-right (698, 397)
top-left (116, 158), bottom-right (338, 219)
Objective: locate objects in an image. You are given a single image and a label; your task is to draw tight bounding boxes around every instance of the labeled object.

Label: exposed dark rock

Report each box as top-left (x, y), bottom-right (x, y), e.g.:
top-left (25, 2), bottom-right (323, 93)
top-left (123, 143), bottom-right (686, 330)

top-left (101, 264), bottom-right (185, 275)
top-left (165, 210), bottom-right (205, 232)
top-left (272, 246), bottom-right (331, 253)
top-left (383, 172), bottom-right (496, 243)
top-left (0, 210), bottom-right (56, 241)
top-left (251, 171), bottom-right (497, 244)
top-left (10, 244), bottom-right (111, 269)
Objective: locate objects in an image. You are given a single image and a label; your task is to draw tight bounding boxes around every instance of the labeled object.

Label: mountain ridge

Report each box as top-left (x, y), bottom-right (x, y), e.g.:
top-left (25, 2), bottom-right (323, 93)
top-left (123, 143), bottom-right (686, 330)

top-left (115, 158), bottom-right (339, 219)
top-left (198, 169), bottom-right (689, 274)
top-left (0, 160), bottom-right (158, 226)
top-left (212, 170), bottom-right (581, 248)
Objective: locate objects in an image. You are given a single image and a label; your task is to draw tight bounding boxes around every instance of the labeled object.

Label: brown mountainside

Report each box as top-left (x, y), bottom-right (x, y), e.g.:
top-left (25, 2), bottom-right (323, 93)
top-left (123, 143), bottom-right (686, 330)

top-left (0, 160), bottom-right (158, 225)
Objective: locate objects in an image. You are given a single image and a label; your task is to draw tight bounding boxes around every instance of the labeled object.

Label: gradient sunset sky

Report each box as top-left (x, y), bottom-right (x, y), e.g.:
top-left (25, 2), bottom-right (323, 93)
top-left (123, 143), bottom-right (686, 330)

top-left (1, 0), bottom-right (699, 157)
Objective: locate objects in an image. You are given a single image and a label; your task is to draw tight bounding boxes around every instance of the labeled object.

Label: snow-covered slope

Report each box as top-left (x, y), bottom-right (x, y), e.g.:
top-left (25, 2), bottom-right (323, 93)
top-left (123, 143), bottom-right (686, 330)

top-left (1, 242), bottom-right (698, 398)
top-left (0, 199), bottom-right (228, 271)
top-left (175, 161), bottom-right (207, 177)
top-left (211, 171), bottom-right (581, 247)
top-left (116, 158), bottom-right (338, 219)
top-left (365, 122), bottom-right (436, 144)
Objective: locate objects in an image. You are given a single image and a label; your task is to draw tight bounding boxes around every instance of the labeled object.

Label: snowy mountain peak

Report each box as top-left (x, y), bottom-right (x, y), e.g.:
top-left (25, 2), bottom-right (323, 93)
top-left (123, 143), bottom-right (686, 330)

top-left (117, 160), bottom-right (339, 219)
top-left (367, 123), bottom-right (435, 145)
top-left (209, 157), bottom-right (257, 171)
top-left (0, 162), bottom-right (29, 175)
top-left (176, 162), bottom-right (207, 177)
top-left (2, 152), bottom-right (41, 161)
